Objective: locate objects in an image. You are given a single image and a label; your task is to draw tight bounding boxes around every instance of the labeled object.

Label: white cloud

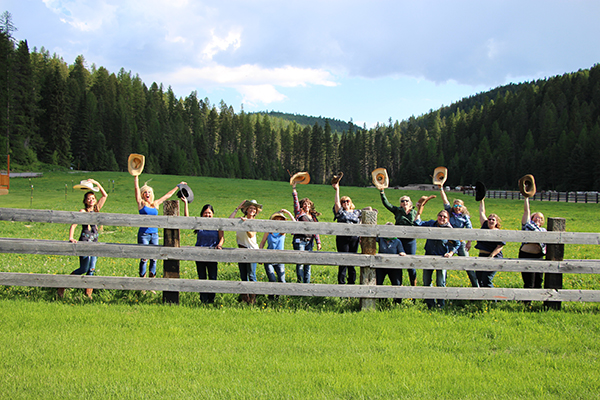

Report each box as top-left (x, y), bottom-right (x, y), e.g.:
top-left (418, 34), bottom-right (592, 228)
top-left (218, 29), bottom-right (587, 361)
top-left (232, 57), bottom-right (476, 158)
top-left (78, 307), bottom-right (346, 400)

top-left (237, 84), bottom-right (287, 105)
top-left (202, 29), bottom-right (242, 60)
top-left (44, 0), bottom-right (118, 32)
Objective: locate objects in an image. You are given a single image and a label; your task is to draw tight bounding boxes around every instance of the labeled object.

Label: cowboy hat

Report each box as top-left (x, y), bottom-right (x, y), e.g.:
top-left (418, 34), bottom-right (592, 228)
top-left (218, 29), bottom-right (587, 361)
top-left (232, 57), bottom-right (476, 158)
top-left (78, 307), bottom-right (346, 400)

top-left (128, 154), bottom-right (145, 176)
top-left (290, 172), bottom-right (310, 185)
top-left (371, 168), bottom-right (389, 190)
top-left (176, 183), bottom-right (194, 204)
top-left (270, 211), bottom-right (287, 220)
top-left (475, 181), bottom-right (487, 202)
top-left (416, 195), bottom-right (436, 215)
top-left (433, 166), bottom-right (448, 186)
top-left (331, 172), bottom-right (344, 185)
top-left (518, 174), bottom-right (536, 198)
top-left (73, 180), bottom-right (99, 192)
top-left (240, 199), bottom-right (262, 214)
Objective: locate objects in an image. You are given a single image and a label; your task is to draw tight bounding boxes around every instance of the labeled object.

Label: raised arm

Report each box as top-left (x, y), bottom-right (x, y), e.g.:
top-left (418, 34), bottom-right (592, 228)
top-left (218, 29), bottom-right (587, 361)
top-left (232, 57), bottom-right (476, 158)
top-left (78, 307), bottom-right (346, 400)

top-left (155, 181), bottom-right (187, 206)
top-left (333, 182), bottom-right (341, 213)
top-left (439, 184), bottom-right (449, 206)
top-left (229, 200), bottom-right (246, 218)
top-left (522, 197), bottom-right (531, 225)
top-left (479, 199), bottom-right (487, 226)
top-left (280, 208), bottom-right (296, 222)
top-left (181, 196), bottom-right (189, 217)
top-left (292, 185), bottom-right (301, 217)
top-left (86, 179), bottom-right (108, 210)
top-left (134, 175), bottom-right (143, 208)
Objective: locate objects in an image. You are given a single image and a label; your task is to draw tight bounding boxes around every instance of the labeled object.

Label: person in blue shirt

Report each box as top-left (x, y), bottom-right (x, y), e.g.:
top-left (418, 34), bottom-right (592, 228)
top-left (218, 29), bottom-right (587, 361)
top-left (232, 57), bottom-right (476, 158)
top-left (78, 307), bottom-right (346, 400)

top-left (260, 209), bottom-right (295, 286)
top-left (134, 175), bottom-right (186, 278)
top-left (377, 223), bottom-right (407, 304)
top-left (417, 210), bottom-right (459, 309)
top-left (439, 185), bottom-right (478, 287)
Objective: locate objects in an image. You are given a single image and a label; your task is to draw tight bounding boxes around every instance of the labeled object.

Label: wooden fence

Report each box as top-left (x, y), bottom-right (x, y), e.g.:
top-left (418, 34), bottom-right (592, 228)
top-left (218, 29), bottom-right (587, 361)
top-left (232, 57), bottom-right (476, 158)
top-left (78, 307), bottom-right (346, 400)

top-left (464, 188), bottom-right (600, 203)
top-left (1, 207), bottom-right (600, 307)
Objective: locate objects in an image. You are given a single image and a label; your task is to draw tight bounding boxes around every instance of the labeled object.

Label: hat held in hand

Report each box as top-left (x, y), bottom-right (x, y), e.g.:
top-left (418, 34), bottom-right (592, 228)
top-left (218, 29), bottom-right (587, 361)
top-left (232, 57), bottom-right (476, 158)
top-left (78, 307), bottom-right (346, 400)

top-left (176, 183), bottom-right (194, 204)
top-left (128, 154), bottom-right (145, 176)
top-left (331, 172), bottom-right (344, 186)
top-left (73, 180), bottom-right (99, 192)
top-left (433, 166), bottom-right (448, 186)
top-left (290, 172), bottom-right (310, 185)
top-left (518, 174), bottom-right (536, 198)
top-left (475, 181), bottom-right (487, 202)
top-left (416, 195), bottom-right (436, 215)
top-left (371, 168), bottom-right (389, 190)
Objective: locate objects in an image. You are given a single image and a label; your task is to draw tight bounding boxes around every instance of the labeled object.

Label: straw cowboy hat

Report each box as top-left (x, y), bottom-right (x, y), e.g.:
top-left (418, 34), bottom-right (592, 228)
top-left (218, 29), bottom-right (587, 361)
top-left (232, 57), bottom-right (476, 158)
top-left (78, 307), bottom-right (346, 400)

top-left (518, 174), bottom-right (536, 198)
top-left (270, 211), bottom-right (287, 220)
top-left (176, 183), bottom-right (194, 204)
top-left (240, 199), bottom-right (262, 214)
top-left (73, 180), bottom-right (99, 192)
top-left (475, 181), bottom-right (487, 202)
top-left (128, 154), bottom-right (145, 176)
top-left (331, 172), bottom-right (344, 185)
top-left (433, 166), bottom-right (448, 186)
top-left (290, 172), bottom-right (310, 185)
top-left (416, 195), bottom-right (436, 216)
top-left (371, 168), bottom-right (389, 190)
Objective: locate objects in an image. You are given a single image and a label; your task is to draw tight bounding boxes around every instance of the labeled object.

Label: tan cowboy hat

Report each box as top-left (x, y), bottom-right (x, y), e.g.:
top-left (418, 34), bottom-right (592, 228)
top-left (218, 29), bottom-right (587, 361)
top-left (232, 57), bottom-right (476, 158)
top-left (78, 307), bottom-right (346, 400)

top-left (128, 154), bottom-right (145, 176)
top-left (331, 172), bottom-right (344, 185)
top-left (290, 172), bottom-right (310, 185)
top-left (433, 166), bottom-right (448, 186)
top-left (73, 180), bottom-right (99, 192)
top-left (270, 211), bottom-right (287, 220)
top-left (518, 174), bottom-right (536, 198)
top-left (371, 168), bottom-right (389, 190)
top-left (416, 195), bottom-right (436, 215)
top-left (240, 199), bottom-right (262, 214)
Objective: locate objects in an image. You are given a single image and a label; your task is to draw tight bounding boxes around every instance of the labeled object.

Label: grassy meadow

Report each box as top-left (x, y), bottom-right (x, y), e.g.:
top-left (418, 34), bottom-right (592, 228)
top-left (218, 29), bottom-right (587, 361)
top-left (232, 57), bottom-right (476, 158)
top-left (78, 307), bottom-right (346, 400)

top-left (1, 171), bottom-right (600, 399)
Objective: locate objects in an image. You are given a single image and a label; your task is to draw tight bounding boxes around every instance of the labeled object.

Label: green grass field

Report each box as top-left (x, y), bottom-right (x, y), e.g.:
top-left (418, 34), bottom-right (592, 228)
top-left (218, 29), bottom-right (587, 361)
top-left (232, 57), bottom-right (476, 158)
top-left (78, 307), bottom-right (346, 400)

top-left (1, 171), bottom-right (599, 399)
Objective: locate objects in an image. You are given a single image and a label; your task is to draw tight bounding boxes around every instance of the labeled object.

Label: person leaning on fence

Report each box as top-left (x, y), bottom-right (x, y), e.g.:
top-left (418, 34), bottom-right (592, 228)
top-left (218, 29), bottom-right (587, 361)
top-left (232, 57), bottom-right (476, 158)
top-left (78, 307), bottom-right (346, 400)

top-left (134, 176), bottom-right (187, 278)
top-left (379, 190), bottom-right (420, 286)
top-left (183, 200), bottom-right (224, 304)
top-left (416, 210), bottom-right (459, 309)
top-left (376, 222), bottom-right (407, 304)
top-left (58, 179), bottom-right (108, 299)
top-left (291, 178), bottom-right (322, 283)
top-left (474, 197), bottom-right (505, 288)
top-left (438, 185), bottom-right (478, 287)
top-left (230, 199), bottom-right (262, 304)
top-left (332, 175), bottom-right (362, 285)
top-left (259, 209), bottom-right (295, 289)
top-left (519, 196), bottom-right (546, 293)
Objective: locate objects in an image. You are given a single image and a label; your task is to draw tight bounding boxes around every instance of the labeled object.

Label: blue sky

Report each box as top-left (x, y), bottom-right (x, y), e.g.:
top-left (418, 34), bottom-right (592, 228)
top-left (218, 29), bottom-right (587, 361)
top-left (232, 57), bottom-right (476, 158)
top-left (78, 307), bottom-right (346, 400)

top-left (3, 0), bottom-right (600, 127)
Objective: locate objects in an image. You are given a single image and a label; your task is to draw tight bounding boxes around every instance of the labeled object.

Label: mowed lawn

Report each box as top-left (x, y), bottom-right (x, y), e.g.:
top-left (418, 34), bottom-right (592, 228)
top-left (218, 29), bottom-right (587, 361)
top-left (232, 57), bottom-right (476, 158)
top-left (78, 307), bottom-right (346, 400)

top-left (1, 171), bottom-right (599, 399)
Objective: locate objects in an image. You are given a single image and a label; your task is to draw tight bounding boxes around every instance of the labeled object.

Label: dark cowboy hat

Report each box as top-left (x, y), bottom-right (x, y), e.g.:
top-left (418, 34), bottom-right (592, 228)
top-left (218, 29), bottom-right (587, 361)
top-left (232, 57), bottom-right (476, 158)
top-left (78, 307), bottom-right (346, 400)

top-left (475, 181), bottom-right (487, 202)
top-left (518, 174), bottom-right (536, 198)
top-left (176, 183), bottom-right (194, 204)
top-left (331, 171), bottom-right (344, 185)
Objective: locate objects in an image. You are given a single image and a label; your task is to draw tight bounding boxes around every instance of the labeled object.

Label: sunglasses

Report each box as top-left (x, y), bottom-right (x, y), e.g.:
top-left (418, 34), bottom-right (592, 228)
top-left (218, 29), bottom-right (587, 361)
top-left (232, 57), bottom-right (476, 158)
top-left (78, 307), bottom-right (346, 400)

top-left (341, 200), bottom-right (350, 204)
top-left (488, 217), bottom-right (496, 221)
top-left (453, 204), bottom-right (462, 208)
top-left (400, 200), bottom-right (410, 203)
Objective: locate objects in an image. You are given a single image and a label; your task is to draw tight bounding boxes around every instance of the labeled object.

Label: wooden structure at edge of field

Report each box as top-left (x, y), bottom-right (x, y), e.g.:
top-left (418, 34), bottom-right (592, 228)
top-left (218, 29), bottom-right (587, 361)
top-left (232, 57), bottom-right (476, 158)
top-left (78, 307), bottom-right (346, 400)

top-left (0, 205), bottom-right (599, 308)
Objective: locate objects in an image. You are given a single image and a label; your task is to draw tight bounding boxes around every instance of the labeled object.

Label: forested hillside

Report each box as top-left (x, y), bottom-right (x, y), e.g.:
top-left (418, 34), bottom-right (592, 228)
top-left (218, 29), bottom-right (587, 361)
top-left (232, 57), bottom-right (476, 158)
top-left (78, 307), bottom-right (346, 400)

top-left (1, 27), bottom-right (599, 190)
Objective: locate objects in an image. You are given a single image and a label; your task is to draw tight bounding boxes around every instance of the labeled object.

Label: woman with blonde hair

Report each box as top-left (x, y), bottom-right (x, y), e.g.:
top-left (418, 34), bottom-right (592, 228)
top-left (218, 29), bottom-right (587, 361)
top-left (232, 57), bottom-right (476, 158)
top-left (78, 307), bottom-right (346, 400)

top-left (134, 175), bottom-right (186, 278)
top-left (333, 180), bottom-right (361, 284)
top-left (519, 197), bottom-right (546, 291)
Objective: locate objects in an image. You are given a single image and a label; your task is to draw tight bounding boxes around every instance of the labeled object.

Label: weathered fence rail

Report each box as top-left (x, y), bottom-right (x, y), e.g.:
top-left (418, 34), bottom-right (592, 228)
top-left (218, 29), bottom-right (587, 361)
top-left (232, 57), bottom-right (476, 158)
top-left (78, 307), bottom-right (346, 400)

top-left (1, 207), bottom-right (599, 304)
top-left (464, 189), bottom-right (600, 203)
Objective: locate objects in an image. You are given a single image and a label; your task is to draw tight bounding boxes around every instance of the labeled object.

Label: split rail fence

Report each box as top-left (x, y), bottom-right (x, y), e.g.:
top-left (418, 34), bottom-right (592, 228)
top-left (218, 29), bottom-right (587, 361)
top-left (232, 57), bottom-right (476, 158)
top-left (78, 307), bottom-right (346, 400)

top-left (1, 206), bottom-right (600, 309)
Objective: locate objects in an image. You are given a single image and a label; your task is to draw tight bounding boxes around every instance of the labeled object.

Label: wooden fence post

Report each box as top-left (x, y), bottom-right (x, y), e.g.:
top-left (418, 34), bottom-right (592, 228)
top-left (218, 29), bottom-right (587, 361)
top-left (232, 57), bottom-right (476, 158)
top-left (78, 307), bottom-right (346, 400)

top-left (163, 200), bottom-right (180, 304)
top-left (360, 208), bottom-right (378, 311)
top-left (544, 217), bottom-right (565, 310)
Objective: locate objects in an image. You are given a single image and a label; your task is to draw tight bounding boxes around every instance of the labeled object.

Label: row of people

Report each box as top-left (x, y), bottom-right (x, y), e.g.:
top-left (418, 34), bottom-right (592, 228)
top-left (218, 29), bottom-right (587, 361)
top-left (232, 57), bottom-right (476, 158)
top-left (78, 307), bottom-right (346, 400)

top-left (61, 173), bottom-right (546, 306)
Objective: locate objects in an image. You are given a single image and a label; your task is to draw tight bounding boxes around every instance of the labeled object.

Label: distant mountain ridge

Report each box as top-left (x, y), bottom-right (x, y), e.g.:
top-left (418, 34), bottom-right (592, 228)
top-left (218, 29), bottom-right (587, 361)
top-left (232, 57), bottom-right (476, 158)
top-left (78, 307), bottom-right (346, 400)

top-left (251, 111), bottom-right (351, 133)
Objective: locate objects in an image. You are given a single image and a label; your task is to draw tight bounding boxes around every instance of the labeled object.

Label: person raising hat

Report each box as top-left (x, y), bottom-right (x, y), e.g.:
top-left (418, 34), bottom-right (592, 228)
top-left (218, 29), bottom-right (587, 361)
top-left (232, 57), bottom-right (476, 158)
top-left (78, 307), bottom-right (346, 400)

top-left (259, 209), bottom-right (295, 292)
top-left (230, 199), bottom-right (262, 304)
top-left (58, 179), bottom-right (108, 299)
top-left (474, 195), bottom-right (505, 288)
top-left (332, 177), bottom-right (361, 285)
top-left (291, 176), bottom-right (322, 284)
top-left (134, 175), bottom-right (187, 278)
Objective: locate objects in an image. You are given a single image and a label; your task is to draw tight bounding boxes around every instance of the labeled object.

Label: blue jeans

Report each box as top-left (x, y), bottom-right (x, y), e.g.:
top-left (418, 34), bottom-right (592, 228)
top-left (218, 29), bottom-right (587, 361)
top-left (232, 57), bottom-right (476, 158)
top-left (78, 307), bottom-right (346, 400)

top-left (239, 263), bottom-right (257, 282)
top-left (476, 271), bottom-right (497, 288)
top-left (72, 255), bottom-right (97, 276)
top-left (457, 241), bottom-right (479, 287)
top-left (423, 269), bottom-right (447, 309)
top-left (400, 238), bottom-right (418, 283)
top-left (138, 231), bottom-right (159, 277)
top-left (265, 264), bottom-right (286, 283)
top-left (293, 238), bottom-right (313, 283)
